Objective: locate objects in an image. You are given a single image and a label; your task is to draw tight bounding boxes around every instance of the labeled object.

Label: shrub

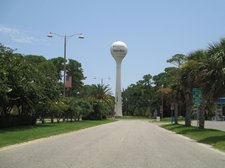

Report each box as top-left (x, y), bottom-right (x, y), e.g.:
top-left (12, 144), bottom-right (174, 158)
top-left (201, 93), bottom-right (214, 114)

top-left (0, 116), bottom-right (36, 129)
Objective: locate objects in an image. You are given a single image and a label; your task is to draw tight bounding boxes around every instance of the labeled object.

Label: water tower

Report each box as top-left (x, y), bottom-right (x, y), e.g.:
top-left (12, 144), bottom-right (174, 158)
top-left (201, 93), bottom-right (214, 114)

top-left (110, 41), bottom-right (127, 117)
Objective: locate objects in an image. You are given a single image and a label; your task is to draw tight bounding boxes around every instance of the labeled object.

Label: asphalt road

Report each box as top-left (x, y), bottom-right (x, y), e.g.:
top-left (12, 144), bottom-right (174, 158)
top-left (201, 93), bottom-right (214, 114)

top-left (0, 120), bottom-right (225, 168)
top-left (182, 120), bottom-right (225, 132)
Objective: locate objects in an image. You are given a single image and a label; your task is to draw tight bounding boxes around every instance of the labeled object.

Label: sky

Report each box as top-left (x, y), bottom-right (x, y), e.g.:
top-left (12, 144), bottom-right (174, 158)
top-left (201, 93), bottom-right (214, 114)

top-left (1, 0), bottom-right (225, 93)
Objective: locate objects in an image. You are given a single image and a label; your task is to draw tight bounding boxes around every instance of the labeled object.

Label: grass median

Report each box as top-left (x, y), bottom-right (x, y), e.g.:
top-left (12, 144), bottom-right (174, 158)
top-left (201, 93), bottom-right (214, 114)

top-left (161, 124), bottom-right (225, 152)
top-left (0, 119), bottom-right (114, 148)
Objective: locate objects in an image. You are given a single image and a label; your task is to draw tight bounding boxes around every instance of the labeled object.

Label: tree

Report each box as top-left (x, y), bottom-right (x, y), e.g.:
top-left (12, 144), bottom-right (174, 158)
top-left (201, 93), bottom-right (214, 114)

top-left (166, 54), bottom-right (188, 124)
top-left (25, 55), bottom-right (46, 64)
top-left (178, 50), bottom-right (206, 127)
top-left (49, 57), bottom-right (64, 81)
top-left (167, 54), bottom-right (187, 68)
top-left (180, 60), bottom-right (196, 126)
top-left (79, 84), bottom-right (113, 120)
top-left (0, 44), bottom-right (64, 127)
top-left (152, 70), bottom-right (176, 118)
top-left (66, 59), bottom-right (85, 97)
top-left (37, 60), bottom-right (60, 100)
top-left (91, 84), bottom-right (113, 119)
top-left (201, 38), bottom-right (225, 99)
top-left (2, 53), bottom-right (41, 116)
top-left (199, 38), bottom-right (225, 127)
top-left (78, 99), bottom-right (93, 121)
top-left (187, 50), bottom-right (207, 128)
top-left (122, 75), bottom-right (154, 116)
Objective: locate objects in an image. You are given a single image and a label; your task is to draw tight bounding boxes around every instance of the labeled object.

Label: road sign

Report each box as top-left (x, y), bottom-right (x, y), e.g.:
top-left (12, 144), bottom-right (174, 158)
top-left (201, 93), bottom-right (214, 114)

top-left (192, 88), bottom-right (202, 106)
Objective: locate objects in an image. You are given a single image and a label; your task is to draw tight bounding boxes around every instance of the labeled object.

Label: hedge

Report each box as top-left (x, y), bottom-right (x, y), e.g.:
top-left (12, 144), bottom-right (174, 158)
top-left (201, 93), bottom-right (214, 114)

top-left (0, 116), bottom-right (36, 128)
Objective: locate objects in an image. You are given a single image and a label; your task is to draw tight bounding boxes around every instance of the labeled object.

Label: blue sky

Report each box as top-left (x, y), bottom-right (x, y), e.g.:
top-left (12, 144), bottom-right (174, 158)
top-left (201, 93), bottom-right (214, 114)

top-left (1, 0), bottom-right (225, 93)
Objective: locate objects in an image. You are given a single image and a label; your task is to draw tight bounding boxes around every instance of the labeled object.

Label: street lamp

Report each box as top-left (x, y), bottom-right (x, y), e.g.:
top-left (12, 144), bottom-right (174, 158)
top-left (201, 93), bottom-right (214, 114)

top-left (47, 32), bottom-right (84, 97)
top-left (161, 84), bottom-right (164, 118)
top-left (93, 76), bottom-right (111, 86)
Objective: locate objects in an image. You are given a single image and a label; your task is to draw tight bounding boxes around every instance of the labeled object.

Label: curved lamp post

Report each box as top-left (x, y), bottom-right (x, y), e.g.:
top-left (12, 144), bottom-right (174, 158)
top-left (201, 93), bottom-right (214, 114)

top-left (93, 76), bottom-right (111, 85)
top-left (47, 32), bottom-right (84, 97)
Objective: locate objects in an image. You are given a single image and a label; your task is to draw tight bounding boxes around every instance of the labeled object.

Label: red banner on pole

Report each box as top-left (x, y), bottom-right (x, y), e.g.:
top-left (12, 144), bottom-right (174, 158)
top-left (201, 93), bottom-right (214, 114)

top-left (65, 75), bottom-right (72, 89)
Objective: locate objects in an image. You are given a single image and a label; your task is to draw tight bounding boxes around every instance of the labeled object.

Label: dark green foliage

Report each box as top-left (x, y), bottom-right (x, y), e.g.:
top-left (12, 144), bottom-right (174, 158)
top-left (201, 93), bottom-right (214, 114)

top-left (81, 84), bottom-right (113, 120)
top-left (123, 37), bottom-right (225, 129)
top-left (122, 74), bottom-right (153, 116)
top-left (0, 116), bottom-right (36, 128)
top-left (49, 57), bottom-right (64, 80)
top-left (0, 43), bottom-right (87, 127)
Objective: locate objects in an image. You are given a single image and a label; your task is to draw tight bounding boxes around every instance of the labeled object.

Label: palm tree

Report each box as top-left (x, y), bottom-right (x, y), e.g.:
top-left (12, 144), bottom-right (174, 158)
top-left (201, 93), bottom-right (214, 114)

top-left (166, 55), bottom-right (187, 124)
top-left (180, 50), bottom-right (207, 127)
top-left (92, 84), bottom-right (114, 118)
top-left (92, 84), bottom-right (112, 100)
top-left (200, 38), bottom-right (225, 124)
top-left (170, 82), bottom-right (184, 124)
top-left (177, 39), bottom-right (225, 128)
top-left (188, 50), bottom-right (207, 129)
top-left (180, 57), bottom-right (200, 126)
top-left (202, 38), bottom-right (225, 99)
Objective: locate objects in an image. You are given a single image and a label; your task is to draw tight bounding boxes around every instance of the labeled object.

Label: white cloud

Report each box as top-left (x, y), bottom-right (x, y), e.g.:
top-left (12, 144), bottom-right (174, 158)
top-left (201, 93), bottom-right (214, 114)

top-left (0, 26), bottom-right (18, 34)
top-left (0, 25), bottom-right (38, 44)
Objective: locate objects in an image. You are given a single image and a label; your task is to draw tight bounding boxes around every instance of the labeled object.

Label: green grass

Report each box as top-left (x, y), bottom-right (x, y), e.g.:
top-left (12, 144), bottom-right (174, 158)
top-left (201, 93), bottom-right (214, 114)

top-left (0, 119), bottom-right (114, 148)
top-left (161, 124), bottom-right (225, 151)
